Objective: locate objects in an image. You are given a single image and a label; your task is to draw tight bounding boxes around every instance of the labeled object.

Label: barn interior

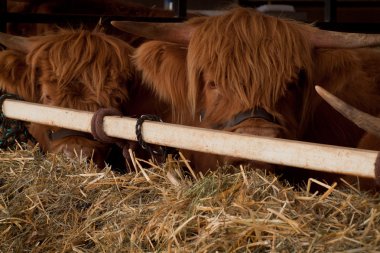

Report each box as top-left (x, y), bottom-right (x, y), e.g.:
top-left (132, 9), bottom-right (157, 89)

top-left (1, 1), bottom-right (380, 252)
top-left (2, 0), bottom-right (380, 33)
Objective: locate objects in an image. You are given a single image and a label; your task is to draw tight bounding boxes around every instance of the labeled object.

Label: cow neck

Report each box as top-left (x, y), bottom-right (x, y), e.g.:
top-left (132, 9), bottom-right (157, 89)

top-left (48, 128), bottom-right (94, 141)
top-left (200, 107), bottom-right (278, 130)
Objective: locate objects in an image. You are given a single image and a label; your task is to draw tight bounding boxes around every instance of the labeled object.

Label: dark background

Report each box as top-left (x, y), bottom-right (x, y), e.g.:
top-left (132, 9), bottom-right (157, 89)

top-left (2, 0), bottom-right (380, 33)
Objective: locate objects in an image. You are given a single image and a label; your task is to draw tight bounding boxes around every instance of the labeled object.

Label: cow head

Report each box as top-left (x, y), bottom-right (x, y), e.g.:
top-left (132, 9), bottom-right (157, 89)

top-left (0, 29), bottom-right (133, 167)
top-left (114, 8), bottom-right (380, 172)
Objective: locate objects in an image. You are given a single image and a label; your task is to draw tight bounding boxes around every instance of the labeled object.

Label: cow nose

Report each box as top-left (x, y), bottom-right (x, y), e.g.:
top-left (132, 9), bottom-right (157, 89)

top-left (62, 145), bottom-right (95, 161)
top-left (233, 125), bottom-right (281, 138)
top-left (58, 143), bottom-right (107, 169)
top-left (230, 118), bottom-right (284, 139)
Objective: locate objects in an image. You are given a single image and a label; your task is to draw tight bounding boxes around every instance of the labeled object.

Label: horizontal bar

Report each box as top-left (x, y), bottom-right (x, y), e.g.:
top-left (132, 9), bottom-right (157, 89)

top-left (2, 99), bottom-right (379, 178)
top-left (2, 13), bottom-right (185, 24)
top-left (3, 12), bottom-right (380, 33)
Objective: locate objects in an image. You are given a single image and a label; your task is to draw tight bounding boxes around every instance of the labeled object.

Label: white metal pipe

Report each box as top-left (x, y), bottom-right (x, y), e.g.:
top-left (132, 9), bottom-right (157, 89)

top-left (2, 99), bottom-right (379, 178)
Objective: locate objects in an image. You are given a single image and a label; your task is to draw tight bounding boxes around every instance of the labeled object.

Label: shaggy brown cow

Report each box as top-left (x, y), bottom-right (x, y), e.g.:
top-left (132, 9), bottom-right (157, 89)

top-left (113, 8), bottom-right (380, 179)
top-left (0, 29), bottom-right (168, 169)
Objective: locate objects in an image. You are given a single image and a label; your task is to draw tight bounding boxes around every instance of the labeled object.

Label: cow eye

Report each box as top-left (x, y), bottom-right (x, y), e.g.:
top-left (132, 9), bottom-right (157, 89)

top-left (207, 81), bottom-right (217, 89)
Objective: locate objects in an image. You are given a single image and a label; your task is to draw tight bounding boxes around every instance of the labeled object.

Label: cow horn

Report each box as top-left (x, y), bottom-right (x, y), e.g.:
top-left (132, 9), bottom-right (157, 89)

top-left (0, 32), bottom-right (33, 53)
top-left (111, 21), bottom-right (193, 44)
top-left (311, 29), bottom-right (380, 48)
top-left (315, 85), bottom-right (380, 137)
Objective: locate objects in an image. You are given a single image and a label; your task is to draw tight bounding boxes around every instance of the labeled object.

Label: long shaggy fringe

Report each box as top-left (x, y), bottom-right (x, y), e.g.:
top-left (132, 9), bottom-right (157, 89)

top-left (26, 29), bottom-right (134, 111)
top-left (187, 8), bottom-right (315, 118)
top-left (133, 40), bottom-right (189, 123)
top-left (0, 50), bottom-right (34, 100)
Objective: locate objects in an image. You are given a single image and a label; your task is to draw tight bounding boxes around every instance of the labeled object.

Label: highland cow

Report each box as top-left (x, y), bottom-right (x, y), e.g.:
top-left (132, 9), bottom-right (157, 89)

top-left (113, 7), bottom-right (380, 178)
top-left (0, 29), bottom-right (169, 169)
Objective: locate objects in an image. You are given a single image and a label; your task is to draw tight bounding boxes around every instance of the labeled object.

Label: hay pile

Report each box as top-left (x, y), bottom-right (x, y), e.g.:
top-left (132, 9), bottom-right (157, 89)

top-left (1, 145), bottom-right (380, 252)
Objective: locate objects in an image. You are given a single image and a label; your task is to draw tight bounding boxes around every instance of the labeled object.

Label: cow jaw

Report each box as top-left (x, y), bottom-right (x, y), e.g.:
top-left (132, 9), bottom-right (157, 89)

top-left (28, 123), bottom-right (110, 168)
top-left (51, 136), bottom-right (110, 167)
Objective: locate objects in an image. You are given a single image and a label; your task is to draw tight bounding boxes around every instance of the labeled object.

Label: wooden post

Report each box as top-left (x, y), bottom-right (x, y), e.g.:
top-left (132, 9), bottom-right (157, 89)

top-left (173, 0), bottom-right (187, 18)
top-left (325, 0), bottom-right (337, 22)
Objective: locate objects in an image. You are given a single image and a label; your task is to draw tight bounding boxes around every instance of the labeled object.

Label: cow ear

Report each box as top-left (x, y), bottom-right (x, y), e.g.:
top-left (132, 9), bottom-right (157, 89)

top-left (134, 41), bottom-right (189, 113)
top-left (111, 21), bottom-right (194, 45)
top-left (0, 50), bottom-right (38, 102)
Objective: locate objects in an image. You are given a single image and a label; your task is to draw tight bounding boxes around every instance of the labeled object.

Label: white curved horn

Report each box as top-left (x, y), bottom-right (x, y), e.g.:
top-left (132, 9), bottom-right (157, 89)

top-left (315, 85), bottom-right (380, 137)
top-left (111, 21), bottom-right (193, 44)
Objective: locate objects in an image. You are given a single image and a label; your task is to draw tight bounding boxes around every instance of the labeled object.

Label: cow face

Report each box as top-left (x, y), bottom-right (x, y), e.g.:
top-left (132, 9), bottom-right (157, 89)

top-left (131, 12), bottom-right (311, 171)
top-left (191, 69), bottom-right (304, 171)
top-left (183, 9), bottom-right (317, 143)
top-left (133, 40), bottom-right (301, 172)
top-left (197, 71), bottom-right (299, 137)
top-left (0, 29), bottom-right (133, 167)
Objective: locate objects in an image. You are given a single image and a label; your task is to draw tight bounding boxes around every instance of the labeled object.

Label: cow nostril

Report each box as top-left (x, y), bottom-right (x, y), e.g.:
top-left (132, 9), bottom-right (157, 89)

top-left (233, 125), bottom-right (282, 138)
top-left (77, 148), bottom-right (96, 162)
top-left (61, 145), bottom-right (94, 161)
top-left (62, 147), bottom-right (75, 159)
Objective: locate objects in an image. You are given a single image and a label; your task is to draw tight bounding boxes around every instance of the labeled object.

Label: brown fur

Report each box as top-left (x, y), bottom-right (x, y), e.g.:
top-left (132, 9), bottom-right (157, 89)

top-left (0, 50), bottom-right (33, 100)
top-left (30, 29), bottom-right (132, 109)
top-left (0, 29), bottom-right (138, 168)
top-left (134, 8), bottom-right (380, 181)
top-left (133, 41), bottom-right (189, 123)
top-left (1, 29), bottom-right (132, 109)
top-left (187, 9), bottom-right (314, 120)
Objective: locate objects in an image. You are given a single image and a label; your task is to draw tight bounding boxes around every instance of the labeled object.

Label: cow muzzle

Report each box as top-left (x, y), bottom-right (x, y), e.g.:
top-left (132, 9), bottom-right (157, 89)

top-left (48, 128), bottom-right (94, 142)
top-left (200, 107), bottom-right (279, 130)
top-left (45, 128), bottom-right (113, 167)
top-left (200, 107), bottom-right (284, 170)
